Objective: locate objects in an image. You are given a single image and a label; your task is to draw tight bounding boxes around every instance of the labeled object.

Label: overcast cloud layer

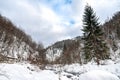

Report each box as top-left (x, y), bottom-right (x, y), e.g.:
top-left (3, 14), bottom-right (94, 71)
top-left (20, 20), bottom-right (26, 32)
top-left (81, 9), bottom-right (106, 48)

top-left (0, 0), bottom-right (119, 47)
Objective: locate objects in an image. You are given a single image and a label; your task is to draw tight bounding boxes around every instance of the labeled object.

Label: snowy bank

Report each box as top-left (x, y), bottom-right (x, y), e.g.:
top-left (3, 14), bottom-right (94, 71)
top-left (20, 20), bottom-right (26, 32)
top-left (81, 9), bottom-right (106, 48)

top-left (0, 62), bottom-right (120, 80)
top-left (79, 70), bottom-right (120, 80)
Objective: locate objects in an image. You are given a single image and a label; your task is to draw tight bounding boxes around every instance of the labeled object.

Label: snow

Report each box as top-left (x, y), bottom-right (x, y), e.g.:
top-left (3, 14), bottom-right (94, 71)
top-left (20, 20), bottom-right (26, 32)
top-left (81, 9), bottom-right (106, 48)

top-left (79, 70), bottom-right (120, 80)
top-left (0, 60), bottom-right (120, 80)
top-left (63, 60), bottom-right (120, 77)
top-left (1, 63), bottom-right (70, 80)
top-left (46, 47), bottom-right (62, 62)
top-left (0, 63), bottom-right (68, 80)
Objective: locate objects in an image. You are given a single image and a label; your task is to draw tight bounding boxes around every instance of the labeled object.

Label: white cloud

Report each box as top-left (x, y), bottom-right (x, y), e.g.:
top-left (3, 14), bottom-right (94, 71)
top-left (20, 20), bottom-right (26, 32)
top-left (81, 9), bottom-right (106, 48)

top-left (39, 5), bottom-right (60, 24)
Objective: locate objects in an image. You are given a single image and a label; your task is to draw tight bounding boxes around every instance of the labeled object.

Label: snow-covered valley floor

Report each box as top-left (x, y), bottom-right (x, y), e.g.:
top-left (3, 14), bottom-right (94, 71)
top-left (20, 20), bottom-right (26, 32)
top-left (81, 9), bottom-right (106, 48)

top-left (0, 60), bottom-right (120, 80)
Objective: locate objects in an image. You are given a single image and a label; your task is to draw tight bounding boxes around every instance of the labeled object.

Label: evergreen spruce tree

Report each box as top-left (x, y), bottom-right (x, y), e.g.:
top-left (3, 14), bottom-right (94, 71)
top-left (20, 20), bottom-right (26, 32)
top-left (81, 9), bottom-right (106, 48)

top-left (82, 5), bottom-right (109, 64)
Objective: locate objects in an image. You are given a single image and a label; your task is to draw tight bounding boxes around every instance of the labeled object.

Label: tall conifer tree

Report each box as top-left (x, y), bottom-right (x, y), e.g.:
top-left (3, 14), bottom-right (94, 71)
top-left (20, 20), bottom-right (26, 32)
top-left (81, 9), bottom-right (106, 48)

top-left (82, 5), bottom-right (109, 64)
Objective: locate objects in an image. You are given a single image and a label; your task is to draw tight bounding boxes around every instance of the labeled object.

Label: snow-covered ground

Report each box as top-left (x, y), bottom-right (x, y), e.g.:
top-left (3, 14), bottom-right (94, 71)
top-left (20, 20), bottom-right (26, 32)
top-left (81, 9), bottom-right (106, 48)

top-left (79, 70), bottom-right (120, 80)
top-left (0, 60), bottom-right (120, 80)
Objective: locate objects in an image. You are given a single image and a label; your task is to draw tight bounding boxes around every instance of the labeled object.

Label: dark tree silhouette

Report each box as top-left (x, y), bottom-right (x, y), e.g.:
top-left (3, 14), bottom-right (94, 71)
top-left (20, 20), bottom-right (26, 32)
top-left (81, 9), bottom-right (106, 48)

top-left (82, 5), bottom-right (109, 64)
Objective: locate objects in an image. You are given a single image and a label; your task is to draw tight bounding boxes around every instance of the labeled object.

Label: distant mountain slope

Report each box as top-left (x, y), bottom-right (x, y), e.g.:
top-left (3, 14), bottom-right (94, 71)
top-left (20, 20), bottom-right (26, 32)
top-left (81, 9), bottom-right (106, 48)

top-left (102, 11), bottom-right (120, 61)
top-left (0, 14), bottom-right (44, 63)
top-left (44, 36), bottom-right (82, 64)
top-left (103, 11), bottom-right (120, 40)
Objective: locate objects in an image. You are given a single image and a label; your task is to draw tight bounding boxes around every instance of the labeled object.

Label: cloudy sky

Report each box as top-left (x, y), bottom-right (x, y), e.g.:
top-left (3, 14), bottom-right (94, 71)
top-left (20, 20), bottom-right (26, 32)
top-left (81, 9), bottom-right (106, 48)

top-left (0, 0), bottom-right (120, 47)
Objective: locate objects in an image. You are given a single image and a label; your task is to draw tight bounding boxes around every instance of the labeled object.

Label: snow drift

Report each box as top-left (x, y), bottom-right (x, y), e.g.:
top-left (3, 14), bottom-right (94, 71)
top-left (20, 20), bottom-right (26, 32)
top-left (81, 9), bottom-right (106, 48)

top-left (79, 70), bottom-right (120, 80)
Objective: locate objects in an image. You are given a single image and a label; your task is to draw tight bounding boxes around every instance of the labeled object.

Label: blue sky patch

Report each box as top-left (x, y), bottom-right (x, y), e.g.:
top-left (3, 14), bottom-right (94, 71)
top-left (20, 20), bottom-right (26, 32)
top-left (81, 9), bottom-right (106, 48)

top-left (65, 0), bottom-right (72, 4)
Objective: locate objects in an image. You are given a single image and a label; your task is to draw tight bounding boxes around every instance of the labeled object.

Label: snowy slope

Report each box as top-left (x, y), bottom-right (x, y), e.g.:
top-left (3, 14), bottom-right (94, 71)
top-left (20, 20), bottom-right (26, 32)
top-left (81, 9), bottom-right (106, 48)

top-left (45, 47), bottom-right (63, 62)
top-left (0, 60), bottom-right (120, 80)
top-left (0, 63), bottom-right (68, 80)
